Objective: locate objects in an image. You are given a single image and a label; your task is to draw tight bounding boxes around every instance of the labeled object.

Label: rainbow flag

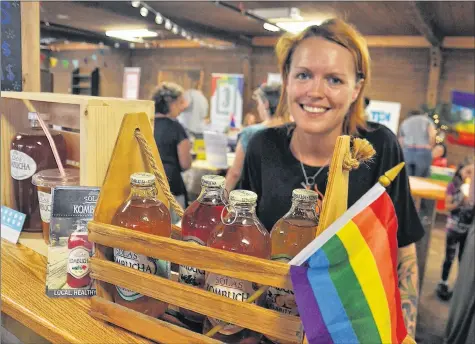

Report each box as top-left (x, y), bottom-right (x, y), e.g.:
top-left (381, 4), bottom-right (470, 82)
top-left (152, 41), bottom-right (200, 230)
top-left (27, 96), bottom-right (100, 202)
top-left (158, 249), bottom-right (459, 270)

top-left (289, 183), bottom-right (409, 344)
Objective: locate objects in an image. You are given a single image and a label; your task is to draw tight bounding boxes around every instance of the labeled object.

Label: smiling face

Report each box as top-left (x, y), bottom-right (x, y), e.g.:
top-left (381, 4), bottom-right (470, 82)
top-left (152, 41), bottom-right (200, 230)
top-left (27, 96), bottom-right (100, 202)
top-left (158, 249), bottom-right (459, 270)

top-left (286, 36), bottom-right (362, 136)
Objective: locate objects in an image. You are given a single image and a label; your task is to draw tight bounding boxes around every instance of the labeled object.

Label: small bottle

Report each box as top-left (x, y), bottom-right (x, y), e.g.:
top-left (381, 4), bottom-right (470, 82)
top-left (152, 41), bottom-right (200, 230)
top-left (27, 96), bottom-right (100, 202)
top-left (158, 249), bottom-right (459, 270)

top-left (179, 175), bottom-right (227, 323)
top-left (10, 112), bottom-right (66, 230)
top-left (266, 189), bottom-right (318, 341)
top-left (67, 220), bottom-right (94, 288)
top-left (111, 172), bottom-right (171, 318)
top-left (203, 190), bottom-right (271, 344)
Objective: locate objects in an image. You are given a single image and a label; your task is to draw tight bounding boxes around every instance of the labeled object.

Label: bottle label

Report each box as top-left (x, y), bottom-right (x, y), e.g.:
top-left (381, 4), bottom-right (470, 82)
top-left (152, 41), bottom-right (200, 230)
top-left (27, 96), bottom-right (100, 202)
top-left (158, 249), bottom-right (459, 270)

top-left (267, 255), bottom-right (298, 316)
top-left (38, 191), bottom-right (52, 223)
top-left (205, 273), bottom-right (257, 335)
top-left (10, 150), bottom-right (37, 180)
top-left (179, 236), bottom-right (206, 287)
top-left (114, 248), bottom-right (170, 301)
top-left (67, 246), bottom-right (91, 280)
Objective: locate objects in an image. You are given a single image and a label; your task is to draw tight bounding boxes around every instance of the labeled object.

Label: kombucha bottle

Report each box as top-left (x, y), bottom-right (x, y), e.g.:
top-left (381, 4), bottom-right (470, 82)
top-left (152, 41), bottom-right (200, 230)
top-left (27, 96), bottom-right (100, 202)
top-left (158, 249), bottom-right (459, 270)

top-left (67, 220), bottom-right (93, 288)
top-left (203, 190), bottom-right (271, 344)
top-left (111, 172), bottom-right (171, 318)
top-left (179, 175), bottom-right (227, 323)
top-left (266, 189), bottom-right (318, 343)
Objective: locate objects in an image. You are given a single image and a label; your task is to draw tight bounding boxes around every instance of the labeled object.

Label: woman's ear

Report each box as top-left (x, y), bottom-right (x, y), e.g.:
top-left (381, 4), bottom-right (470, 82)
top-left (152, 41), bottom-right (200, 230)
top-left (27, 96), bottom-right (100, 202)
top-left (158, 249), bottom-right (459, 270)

top-left (351, 79), bottom-right (364, 103)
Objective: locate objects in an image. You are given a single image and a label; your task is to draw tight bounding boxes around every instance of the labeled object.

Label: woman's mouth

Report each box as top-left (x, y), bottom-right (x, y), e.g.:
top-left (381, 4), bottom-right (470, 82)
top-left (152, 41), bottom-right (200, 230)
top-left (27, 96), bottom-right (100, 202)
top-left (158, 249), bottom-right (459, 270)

top-left (300, 104), bottom-right (329, 115)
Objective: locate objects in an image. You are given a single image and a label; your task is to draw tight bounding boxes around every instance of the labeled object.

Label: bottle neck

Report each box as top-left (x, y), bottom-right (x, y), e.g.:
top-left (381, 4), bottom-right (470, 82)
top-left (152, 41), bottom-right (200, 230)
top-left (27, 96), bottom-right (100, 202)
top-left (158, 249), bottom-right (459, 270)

top-left (231, 203), bottom-right (257, 218)
top-left (285, 200), bottom-right (318, 220)
top-left (130, 184), bottom-right (158, 199)
top-left (198, 186), bottom-right (226, 205)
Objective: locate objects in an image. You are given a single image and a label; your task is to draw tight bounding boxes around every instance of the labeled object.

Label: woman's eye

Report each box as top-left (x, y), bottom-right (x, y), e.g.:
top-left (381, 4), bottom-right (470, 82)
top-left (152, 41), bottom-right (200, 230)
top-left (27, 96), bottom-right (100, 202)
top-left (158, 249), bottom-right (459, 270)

top-left (296, 72), bottom-right (310, 80)
top-left (328, 76), bottom-right (343, 85)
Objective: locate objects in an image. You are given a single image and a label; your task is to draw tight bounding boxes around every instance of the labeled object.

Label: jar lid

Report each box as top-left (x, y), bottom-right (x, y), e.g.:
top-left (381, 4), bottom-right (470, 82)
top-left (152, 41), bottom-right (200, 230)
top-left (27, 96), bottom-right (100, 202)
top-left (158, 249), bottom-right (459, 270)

top-left (292, 189), bottom-right (319, 202)
top-left (32, 168), bottom-right (80, 188)
top-left (130, 172), bottom-right (155, 186)
top-left (28, 112), bottom-right (51, 121)
top-left (229, 190), bottom-right (257, 204)
top-left (201, 175), bottom-right (225, 187)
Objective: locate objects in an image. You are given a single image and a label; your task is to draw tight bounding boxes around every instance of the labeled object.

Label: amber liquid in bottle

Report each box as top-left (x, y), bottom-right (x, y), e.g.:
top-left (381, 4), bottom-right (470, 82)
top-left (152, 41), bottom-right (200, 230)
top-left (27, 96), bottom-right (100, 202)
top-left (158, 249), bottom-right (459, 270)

top-left (11, 114), bottom-right (66, 231)
top-left (203, 190), bottom-right (270, 344)
top-left (111, 173), bottom-right (171, 318)
top-left (266, 189), bottom-right (319, 344)
top-left (180, 175), bottom-right (226, 323)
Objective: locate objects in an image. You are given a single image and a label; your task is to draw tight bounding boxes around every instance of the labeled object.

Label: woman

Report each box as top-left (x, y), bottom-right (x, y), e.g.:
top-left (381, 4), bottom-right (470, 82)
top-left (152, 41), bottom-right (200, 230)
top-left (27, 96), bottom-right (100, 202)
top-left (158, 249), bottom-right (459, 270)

top-left (225, 83), bottom-right (285, 191)
top-left (239, 18), bottom-right (424, 337)
top-left (152, 82), bottom-right (192, 223)
top-left (432, 143), bottom-right (448, 167)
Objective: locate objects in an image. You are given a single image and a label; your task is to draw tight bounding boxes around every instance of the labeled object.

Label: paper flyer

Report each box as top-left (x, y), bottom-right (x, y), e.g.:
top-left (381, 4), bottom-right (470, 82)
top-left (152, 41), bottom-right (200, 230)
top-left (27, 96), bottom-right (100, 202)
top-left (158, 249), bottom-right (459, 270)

top-left (45, 186), bottom-right (100, 298)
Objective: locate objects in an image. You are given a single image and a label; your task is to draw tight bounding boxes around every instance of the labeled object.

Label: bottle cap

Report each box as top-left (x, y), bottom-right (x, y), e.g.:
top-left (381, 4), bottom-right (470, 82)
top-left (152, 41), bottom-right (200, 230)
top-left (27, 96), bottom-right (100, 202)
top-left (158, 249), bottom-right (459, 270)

top-left (229, 190), bottom-right (257, 205)
top-left (28, 112), bottom-right (51, 121)
top-left (130, 172), bottom-right (155, 186)
top-left (201, 175), bottom-right (225, 187)
top-left (292, 189), bottom-right (319, 202)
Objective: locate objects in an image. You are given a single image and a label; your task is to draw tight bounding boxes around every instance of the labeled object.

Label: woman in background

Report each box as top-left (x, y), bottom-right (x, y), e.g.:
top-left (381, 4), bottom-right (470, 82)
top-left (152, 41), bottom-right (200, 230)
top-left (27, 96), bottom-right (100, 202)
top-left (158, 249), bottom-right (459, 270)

top-left (436, 159), bottom-right (474, 300)
top-left (225, 83), bottom-right (285, 192)
top-left (152, 82), bottom-right (192, 223)
top-left (432, 143), bottom-right (448, 167)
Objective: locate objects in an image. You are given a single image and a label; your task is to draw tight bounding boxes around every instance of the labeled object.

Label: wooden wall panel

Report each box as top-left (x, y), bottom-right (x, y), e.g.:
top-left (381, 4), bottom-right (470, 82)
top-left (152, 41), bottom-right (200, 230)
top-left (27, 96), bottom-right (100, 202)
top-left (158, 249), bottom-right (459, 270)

top-left (439, 49), bottom-right (475, 166)
top-left (48, 49), bottom-right (131, 97)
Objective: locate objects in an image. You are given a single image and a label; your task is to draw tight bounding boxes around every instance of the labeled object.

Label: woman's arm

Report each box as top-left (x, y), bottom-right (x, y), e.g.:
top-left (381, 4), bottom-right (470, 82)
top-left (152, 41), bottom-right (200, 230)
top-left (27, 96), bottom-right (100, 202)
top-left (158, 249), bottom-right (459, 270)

top-left (397, 243), bottom-right (419, 338)
top-left (225, 142), bottom-right (245, 192)
top-left (177, 139), bottom-right (192, 171)
top-left (445, 194), bottom-right (461, 211)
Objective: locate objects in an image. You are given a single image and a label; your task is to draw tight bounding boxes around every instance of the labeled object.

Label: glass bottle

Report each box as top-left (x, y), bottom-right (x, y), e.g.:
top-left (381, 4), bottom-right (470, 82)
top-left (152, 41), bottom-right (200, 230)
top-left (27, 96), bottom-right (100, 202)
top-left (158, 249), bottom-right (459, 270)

top-left (10, 112), bottom-right (67, 230)
top-left (111, 172), bottom-right (171, 318)
top-left (266, 189), bottom-right (318, 342)
top-left (203, 190), bottom-right (271, 344)
top-left (67, 220), bottom-right (94, 288)
top-left (179, 174), bottom-right (227, 323)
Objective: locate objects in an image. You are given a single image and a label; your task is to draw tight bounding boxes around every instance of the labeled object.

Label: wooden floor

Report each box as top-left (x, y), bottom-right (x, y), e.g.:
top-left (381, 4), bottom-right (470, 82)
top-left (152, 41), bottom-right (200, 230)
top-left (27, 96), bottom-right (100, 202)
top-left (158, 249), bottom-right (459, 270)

top-left (416, 214), bottom-right (459, 344)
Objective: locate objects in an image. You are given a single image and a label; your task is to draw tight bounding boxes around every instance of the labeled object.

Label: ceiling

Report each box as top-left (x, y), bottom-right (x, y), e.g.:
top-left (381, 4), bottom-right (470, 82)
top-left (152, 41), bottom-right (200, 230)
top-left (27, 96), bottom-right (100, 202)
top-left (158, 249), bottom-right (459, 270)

top-left (40, 1), bottom-right (475, 48)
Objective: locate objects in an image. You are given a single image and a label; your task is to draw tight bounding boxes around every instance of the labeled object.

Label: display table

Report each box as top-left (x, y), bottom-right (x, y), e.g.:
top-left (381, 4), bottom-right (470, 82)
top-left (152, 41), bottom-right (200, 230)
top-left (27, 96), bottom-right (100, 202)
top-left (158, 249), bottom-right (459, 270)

top-left (408, 176), bottom-right (448, 290)
top-left (1, 239), bottom-right (151, 344)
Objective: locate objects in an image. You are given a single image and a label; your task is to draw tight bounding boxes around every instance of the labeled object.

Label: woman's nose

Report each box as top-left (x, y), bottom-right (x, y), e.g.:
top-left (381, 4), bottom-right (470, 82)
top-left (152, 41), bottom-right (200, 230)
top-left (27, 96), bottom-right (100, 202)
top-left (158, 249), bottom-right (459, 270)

top-left (306, 77), bottom-right (325, 98)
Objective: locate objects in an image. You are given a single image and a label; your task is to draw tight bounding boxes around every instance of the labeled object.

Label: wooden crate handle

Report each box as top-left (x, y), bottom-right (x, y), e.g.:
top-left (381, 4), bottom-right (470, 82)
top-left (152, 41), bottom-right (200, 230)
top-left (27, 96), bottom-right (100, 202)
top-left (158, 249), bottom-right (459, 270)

top-left (134, 129), bottom-right (184, 218)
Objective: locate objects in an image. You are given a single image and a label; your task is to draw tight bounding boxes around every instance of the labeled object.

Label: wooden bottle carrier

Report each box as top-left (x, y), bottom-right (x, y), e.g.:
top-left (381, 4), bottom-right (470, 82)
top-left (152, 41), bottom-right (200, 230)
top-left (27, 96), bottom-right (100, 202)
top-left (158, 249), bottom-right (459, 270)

top-left (88, 112), bottom-right (354, 343)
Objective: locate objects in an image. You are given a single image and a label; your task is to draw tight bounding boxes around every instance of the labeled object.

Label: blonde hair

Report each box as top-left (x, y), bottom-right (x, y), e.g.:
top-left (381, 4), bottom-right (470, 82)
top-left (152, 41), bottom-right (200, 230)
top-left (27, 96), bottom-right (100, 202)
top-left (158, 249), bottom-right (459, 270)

top-left (275, 18), bottom-right (371, 135)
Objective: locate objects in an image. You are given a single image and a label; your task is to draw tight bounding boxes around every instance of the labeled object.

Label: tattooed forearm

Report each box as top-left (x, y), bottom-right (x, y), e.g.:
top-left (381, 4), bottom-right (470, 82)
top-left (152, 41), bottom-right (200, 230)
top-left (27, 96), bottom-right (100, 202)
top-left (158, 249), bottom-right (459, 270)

top-left (398, 243), bottom-right (419, 338)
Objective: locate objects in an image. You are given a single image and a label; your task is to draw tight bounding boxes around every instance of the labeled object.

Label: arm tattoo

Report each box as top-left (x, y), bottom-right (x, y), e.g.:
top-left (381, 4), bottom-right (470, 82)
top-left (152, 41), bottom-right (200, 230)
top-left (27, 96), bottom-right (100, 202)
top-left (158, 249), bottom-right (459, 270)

top-left (398, 244), bottom-right (419, 338)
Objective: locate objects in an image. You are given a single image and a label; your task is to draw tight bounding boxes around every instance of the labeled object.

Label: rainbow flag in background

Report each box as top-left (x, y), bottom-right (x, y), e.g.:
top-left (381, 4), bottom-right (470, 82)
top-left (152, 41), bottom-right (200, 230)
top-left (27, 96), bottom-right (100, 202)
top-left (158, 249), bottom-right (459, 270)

top-left (289, 183), bottom-right (409, 344)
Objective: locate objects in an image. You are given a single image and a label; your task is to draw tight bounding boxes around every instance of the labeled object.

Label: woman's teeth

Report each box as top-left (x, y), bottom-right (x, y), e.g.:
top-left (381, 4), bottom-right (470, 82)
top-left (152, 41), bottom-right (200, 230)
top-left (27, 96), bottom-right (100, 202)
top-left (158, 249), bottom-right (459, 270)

top-left (302, 105), bottom-right (327, 114)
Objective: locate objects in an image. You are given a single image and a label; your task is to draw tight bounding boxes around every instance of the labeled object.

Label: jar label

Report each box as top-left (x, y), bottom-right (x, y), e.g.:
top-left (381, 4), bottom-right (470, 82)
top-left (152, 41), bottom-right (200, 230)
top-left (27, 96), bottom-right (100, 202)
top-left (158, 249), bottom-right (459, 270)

top-left (38, 191), bottom-right (52, 223)
top-left (67, 246), bottom-right (91, 280)
top-left (114, 248), bottom-right (170, 301)
top-left (205, 273), bottom-right (257, 335)
top-left (179, 236), bottom-right (206, 288)
top-left (267, 255), bottom-right (298, 316)
top-left (10, 150), bottom-right (37, 180)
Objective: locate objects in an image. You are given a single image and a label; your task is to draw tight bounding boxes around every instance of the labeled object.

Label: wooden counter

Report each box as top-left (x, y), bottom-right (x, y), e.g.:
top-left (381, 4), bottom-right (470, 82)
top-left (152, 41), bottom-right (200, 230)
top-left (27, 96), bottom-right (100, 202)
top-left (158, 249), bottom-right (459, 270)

top-left (1, 239), bottom-right (152, 344)
top-left (409, 176), bottom-right (447, 201)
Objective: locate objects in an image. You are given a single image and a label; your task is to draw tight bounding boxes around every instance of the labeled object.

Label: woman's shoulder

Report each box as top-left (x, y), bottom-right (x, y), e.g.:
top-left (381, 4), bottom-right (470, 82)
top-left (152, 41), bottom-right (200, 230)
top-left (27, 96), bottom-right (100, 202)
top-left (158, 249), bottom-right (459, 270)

top-left (247, 123), bottom-right (292, 148)
top-left (359, 122), bottom-right (400, 150)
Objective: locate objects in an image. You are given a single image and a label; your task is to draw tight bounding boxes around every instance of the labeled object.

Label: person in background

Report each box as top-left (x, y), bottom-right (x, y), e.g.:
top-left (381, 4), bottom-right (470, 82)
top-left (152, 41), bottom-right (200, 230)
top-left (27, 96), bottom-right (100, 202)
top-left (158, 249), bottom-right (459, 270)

top-left (152, 82), bottom-right (192, 223)
top-left (238, 18), bottom-right (424, 337)
top-left (225, 83), bottom-right (285, 192)
top-left (432, 142), bottom-right (448, 167)
top-left (178, 84), bottom-right (209, 138)
top-left (398, 110), bottom-right (437, 177)
top-left (243, 112), bottom-right (259, 127)
top-left (436, 159), bottom-right (474, 300)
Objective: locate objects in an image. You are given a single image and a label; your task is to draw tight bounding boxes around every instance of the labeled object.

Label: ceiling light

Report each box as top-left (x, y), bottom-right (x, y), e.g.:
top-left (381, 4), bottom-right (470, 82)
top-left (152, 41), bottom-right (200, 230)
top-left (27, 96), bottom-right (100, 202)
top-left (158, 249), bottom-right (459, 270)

top-left (165, 19), bottom-right (172, 30)
top-left (114, 42), bottom-right (120, 48)
top-left (140, 7), bottom-right (148, 17)
top-left (172, 25), bottom-right (179, 34)
top-left (155, 13), bottom-right (163, 24)
top-left (144, 42), bottom-right (150, 48)
top-left (131, 1), bottom-right (140, 8)
top-left (56, 14), bottom-right (70, 20)
top-left (263, 23), bottom-right (280, 32)
top-left (106, 29), bottom-right (158, 42)
top-left (129, 43), bottom-right (135, 48)
top-left (275, 20), bottom-right (323, 34)
top-left (181, 29), bottom-right (187, 37)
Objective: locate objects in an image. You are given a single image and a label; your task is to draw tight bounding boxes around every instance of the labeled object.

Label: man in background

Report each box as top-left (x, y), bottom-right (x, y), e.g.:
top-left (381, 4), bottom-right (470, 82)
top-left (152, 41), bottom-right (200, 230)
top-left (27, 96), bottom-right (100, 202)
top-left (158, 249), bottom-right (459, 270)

top-left (398, 110), bottom-right (437, 177)
top-left (178, 86), bottom-right (209, 138)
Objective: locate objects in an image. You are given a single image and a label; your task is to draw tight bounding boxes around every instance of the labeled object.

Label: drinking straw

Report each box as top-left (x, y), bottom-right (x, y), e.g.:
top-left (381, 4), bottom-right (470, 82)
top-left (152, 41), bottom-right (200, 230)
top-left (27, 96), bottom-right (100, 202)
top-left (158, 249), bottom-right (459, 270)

top-left (22, 99), bottom-right (66, 177)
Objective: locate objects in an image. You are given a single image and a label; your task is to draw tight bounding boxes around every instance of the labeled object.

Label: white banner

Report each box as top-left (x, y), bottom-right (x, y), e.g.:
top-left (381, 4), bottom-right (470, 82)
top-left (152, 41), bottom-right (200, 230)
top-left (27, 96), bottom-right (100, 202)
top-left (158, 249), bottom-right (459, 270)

top-left (210, 73), bottom-right (244, 132)
top-left (122, 67), bottom-right (141, 100)
top-left (366, 100), bottom-right (401, 134)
